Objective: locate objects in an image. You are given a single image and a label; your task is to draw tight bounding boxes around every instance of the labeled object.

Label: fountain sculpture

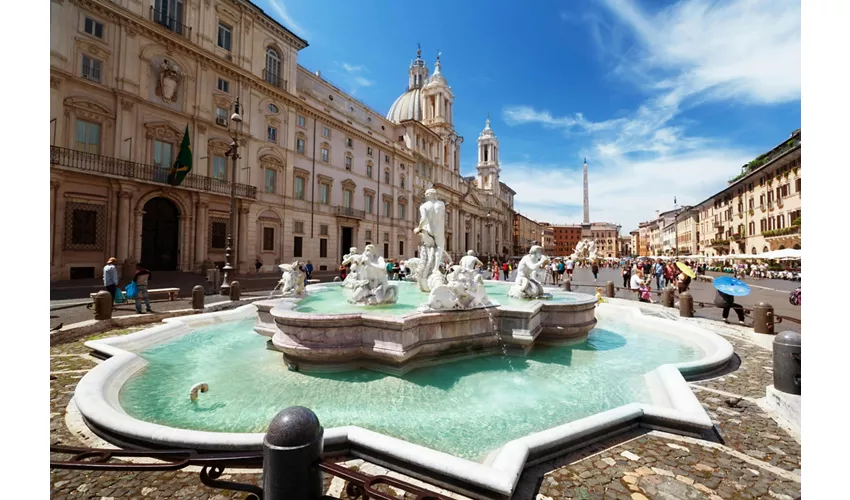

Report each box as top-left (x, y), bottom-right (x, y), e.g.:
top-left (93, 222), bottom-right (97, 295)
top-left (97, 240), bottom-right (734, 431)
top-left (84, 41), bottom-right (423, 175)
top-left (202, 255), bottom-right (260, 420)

top-left (340, 247), bottom-right (361, 289)
top-left (275, 261), bottom-right (306, 297)
top-left (509, 245), bottom-right (552, 299)
top-left (401, 257), bottom-right (424, 282)
top-left (344, 244), bottom-right (398, 305)
top-left (413, 188), bottom-right (451, 292)
top-left (421, 250), bottom-right (493, 311)
top-left (572, 239), bottom-right (598, 262)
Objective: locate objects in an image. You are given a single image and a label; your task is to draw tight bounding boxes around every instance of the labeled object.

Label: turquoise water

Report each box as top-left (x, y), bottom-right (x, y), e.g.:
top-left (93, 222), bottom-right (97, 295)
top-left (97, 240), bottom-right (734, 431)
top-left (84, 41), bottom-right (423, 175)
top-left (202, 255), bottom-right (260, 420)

top-left (294, 280), bottom-right (582, 316)
top-left (119, 316), bottom-right (703, 461)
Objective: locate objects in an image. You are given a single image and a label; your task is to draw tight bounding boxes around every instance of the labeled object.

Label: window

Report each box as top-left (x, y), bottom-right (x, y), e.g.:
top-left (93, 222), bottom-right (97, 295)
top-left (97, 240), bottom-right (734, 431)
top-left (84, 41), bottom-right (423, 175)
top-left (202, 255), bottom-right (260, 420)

top-left (383, 199), bottom-right (391, 217)
top-left (217, 78), bottom-right (230, 93)
top-left (319, 184), bottom-right (330, 204)
top-left (777, 215), bottom-right (785, 229)
top-left (321, 147), bottom-right (329, 163)
top-left (294, 221), bottom-right (304, 233)
top-left (267, 126), bottom-right (277, 143)
top-left (385, 154), bottom-right (390, 163)
top-left (217, 22), bottom-right (232, 50)
top-left (74, 119), bottom-right (101, 154)
top-left (293, 236), bottom-right (303, 258)
top-left (297, 115), bottom-right (305, 127)
top-left (81, 55), bottom-right (102, 82)
top-left (367, 147), bottom-right (373, 157)
top-left (383, 232), bottom-right (389, 242)
top-left (216, 107), bottom-right (228, 126)
top-left (344, 155), bottom-right (352, 170)
top-left (296, 137), bottom-right (305, 154)
top-left (154, 0), bottom-right (185, 35)
top-left (294, 177), bottom-right (305, 200)
top-left (71, 207), bottom-right (98, 245)
top-left (268, 103), bottom-right (279, 113)
top-left (322, 126), bottom-right (330, 138)
top-left (154, 140), bottom-right (173, 169)
top-left (384, 170), bottom-right (390, 184)
top-left (400, 176), bottom-right (405, 189)
top-left (343, 190), bottom-right (352, 208)
top-left (398, 241), bottom-right (404, 256)
top-left (320, 239), bottom-right (328, 258)
top-left (211, 221), bottom-right (227, 249)
top-left (263, 227), bottom-right (275, 251)
top-left (795, 178), bottom-right (801, 194)
top-left (84, 17), bottom-right (104, 38)
top-left (320, 224), bottom-right (329, 236)
top-left (346, 137), bottom-right (353, 148)
top-left (366, 163), bottom-right (373, 178)
top-left (265, 47), bottom-right (281, 86)
top-left (399, 204), bottom-right (406, 220)
top-left (365, 194), bottom-right (373, 213)
top-left (212, 155), bottom-right (227, 180)
top-left (365, 230), bottom-right (372, 241)
top-left (264, 168), bottom-right (276, 193)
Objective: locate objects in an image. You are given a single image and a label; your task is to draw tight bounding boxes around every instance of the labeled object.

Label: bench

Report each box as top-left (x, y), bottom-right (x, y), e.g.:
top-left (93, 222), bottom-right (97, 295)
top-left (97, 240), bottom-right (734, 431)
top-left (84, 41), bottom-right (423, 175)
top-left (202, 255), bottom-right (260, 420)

top-left (89, 287), bottom-right (180, 303)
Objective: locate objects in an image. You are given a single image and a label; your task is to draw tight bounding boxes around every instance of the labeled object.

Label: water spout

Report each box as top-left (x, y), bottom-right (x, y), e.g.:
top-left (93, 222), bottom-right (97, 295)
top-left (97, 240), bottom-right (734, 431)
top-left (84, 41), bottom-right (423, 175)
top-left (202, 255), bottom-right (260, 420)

top-left (189, 382), bottom-right (209, 401)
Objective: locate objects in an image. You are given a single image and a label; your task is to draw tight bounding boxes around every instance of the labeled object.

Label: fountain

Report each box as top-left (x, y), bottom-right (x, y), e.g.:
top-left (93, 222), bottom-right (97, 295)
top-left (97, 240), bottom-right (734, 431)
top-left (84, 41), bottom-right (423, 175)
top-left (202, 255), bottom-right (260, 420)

top-left (421, 250), bottom-right (493, 312)
top-left (509, 245), bottom-right (552, 300)
top-left (341, 244), bottom-right (398, 305)
top-left (271, 261), bottom-right (306, 297)
top-left (572, 238), bottom-right (598, 262)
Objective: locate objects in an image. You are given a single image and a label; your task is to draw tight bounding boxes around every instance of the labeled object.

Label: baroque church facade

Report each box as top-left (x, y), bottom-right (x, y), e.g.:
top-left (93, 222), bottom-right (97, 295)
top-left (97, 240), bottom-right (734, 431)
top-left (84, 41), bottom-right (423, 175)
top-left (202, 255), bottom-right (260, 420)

top-left (49, 0), bottom-right (515, 281)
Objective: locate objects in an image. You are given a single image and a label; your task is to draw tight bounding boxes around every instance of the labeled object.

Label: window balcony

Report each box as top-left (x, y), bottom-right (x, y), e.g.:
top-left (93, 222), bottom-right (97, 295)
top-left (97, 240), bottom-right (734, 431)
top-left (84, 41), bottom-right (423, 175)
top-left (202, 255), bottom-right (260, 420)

top-left (263, 70), bottom-right (287, 90)
top-left (763, 226), bottom-right (800, 239)
top-left (50, 146), bottom-right (257, 199)
top-left (150, 7), bottom-right (191, 39)
top-left (335, 206), bottom-right (366, 219)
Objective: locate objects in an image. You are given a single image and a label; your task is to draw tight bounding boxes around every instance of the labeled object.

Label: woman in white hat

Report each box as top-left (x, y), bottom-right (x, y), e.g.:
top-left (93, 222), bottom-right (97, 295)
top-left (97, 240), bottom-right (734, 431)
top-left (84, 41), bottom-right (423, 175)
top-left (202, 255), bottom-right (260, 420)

top-left (103, 257), bottom-right (120, 307)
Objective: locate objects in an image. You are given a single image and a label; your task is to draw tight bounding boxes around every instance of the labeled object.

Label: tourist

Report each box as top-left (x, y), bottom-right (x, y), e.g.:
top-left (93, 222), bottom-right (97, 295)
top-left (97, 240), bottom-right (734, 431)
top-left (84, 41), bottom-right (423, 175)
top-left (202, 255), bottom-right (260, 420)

top-left (550, 260), bottom-right (559, 284)
top-left (494, 261), bottom-right (502, 281)
top-left (639, 282), bottom-right (653, 303)
top-left (132, 263), bottom-right (153, 314)
top-left (255, 258), bottom-right (263, 275)
top-left (714, 290), bottom-right (746, 325)
top-left (557, 259), bottom-right (565, 283)
top-left (630, 269), bottom-right (645, 300)
top-left (595, 287), bottom-right (606, 305)
top-left (642, 259), bottom-right (653, 278)
top-left (653, 259), bottom-right (664, 290)
top-left (386, 259), bottom-right (394, 279)
top-left (664, 262), bottom-right (676, 288)
top-left (305, 261), bottom-right (313, 280)
top-left (622, 264), bottom-right (631, 289)
top-left (103, 257), bottom-right (120, 308)
top-left (392, 260), bottom-right (401, 280)
top-left (591, 261), bottom-right (600, 281)
top-left (677, 273), bottom-right (691, 294)
top-left (502, 260), bottom-right (509, 280)
top-left (566, 257), bottom-right (574, 278)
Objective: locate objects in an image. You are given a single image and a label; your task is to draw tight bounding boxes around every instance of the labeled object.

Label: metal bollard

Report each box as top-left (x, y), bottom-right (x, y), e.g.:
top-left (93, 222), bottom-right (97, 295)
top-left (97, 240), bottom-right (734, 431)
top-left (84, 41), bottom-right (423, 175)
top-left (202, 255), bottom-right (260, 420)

top-left (191, 285), bottom-right (205, 310)
top-left (753, 302), bottom-right (775, 335)
top-left (229, 281), bottom-right (241, 301)
top-left (263, 406), bottom-right (324, 500)
top-left (606, 281), bottom-right (615, 298)
top-left (94, 291), bottom-right (113, 320)
top-left (679, 291), bottom-right (694, 317)
top-left (563, 279), bottom-right (571, 291)
top-left (773, 331), bottom-right (801, 395)
top-left (661, 287), bottom-right (674, 308)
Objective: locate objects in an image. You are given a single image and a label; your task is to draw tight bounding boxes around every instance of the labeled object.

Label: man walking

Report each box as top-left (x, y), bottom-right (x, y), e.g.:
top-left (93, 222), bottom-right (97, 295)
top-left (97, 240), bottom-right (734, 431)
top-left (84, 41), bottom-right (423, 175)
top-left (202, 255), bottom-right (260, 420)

top-left (653, 259), bottom-right (664, 290)
top-left (305, 261), bottom-right (313, 280)
top-left (103, 257), bottom-right (120, 308)
top-left (133, 263), bottom-right (153, 314)
top-left (566, 257), bottom-right (574, 279)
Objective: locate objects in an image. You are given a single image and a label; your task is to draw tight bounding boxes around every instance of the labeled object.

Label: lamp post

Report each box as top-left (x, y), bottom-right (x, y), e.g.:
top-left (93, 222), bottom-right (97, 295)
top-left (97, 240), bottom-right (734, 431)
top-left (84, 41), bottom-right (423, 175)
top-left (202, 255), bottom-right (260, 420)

top-left (220, 98), bottom-right (243, 296)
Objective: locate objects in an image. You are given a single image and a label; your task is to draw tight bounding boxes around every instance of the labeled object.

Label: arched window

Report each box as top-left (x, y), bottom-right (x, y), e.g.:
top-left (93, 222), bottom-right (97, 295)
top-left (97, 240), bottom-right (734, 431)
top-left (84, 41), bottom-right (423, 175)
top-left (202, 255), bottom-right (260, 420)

top-left (400, 175), bottom-right (405, 189)
top-left (265, 48), bottom-right (281, 87)
top-left (763, 246), bottom-right (769, 253)
top-left (751, 247), bottom-right (757, 254)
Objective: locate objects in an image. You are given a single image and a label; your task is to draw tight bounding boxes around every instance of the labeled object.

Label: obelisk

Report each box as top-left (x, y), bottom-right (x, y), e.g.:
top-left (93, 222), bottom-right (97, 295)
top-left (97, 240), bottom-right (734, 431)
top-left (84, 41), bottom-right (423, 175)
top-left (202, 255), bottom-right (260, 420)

top-left (582, 158), bottom-right (590, 225)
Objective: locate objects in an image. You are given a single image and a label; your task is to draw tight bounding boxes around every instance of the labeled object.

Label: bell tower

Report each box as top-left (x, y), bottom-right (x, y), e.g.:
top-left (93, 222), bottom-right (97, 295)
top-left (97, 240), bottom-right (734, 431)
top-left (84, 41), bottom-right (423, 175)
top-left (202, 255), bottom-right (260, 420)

top-left (476, 114), bottom-right (500, 194)
top-left (408, 44), bottom-right (429, 90)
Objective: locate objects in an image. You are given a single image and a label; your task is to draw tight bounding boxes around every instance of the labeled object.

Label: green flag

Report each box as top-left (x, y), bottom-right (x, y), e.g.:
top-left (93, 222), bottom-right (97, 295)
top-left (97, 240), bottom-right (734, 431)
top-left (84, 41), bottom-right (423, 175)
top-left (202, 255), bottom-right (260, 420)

top-left (167, 125), bottom-right (192, 186)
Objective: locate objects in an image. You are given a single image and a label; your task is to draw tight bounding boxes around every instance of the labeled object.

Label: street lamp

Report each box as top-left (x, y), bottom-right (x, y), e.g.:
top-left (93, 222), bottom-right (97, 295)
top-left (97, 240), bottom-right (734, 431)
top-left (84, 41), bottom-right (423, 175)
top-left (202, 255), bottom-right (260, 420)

top-left (219, 98), bottom-right (243, 296)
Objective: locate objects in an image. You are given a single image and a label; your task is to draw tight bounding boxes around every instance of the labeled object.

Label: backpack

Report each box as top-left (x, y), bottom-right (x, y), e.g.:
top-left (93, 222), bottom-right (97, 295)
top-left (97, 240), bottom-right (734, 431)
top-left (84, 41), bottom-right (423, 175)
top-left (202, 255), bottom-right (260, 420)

top-left (789, 288), bottom-right (801, 306)
top-left (558, 262), bottom-right (565, 272)
top-left (502, 263), bottom-right (508, 271)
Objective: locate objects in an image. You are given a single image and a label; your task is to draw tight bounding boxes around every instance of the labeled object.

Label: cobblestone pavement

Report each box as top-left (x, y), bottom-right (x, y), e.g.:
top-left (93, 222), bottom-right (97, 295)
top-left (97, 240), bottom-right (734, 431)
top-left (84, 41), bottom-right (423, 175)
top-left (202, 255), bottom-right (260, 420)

top-left (50, 315), bottom-right (800, 499)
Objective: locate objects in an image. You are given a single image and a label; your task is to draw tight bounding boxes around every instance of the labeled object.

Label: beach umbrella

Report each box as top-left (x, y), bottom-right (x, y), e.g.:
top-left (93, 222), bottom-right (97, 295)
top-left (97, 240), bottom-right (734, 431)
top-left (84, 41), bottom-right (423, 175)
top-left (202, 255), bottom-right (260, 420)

top-left (713, 276), bottom-right (751, 297)
top-left (676, 261), bottom-right (696, 279)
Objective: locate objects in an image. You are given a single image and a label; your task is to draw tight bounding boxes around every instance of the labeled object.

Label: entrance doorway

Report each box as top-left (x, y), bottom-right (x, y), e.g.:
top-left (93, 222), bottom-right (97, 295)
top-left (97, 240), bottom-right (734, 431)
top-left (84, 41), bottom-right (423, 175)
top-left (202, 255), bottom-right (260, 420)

top-left (340, 227), bottom-right (353, 262)
top-left (141, 197), bottom-right (179, 271)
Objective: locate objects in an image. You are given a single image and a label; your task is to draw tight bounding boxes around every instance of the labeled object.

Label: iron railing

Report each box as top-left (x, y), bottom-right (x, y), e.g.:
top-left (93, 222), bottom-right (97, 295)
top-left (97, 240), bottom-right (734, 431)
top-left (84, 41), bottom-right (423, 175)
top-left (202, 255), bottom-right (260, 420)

top-left (335, 206), bottom-right (366, 219)
top-left (150, 7), bottom-right (192, 38)
top-left (81, 64), bottom-right (100, 82)
top-left (50, 146), bottom-right (257, 199)
top-left (263, 70), bottom-right (286, 90)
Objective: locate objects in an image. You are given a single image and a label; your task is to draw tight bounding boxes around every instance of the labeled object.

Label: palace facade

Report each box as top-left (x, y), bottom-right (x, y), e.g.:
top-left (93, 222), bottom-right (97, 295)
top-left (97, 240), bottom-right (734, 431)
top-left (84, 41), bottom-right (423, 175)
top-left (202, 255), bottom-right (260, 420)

top-left (50, 0), bottom-right (515, 281)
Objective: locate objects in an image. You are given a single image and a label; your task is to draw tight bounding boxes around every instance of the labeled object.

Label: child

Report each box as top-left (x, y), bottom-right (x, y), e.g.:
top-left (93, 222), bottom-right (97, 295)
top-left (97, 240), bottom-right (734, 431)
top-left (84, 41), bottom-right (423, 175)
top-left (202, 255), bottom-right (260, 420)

top-left (639, 282), bottom-right (653, 303)
top-left (595, 287), bottom-right (607, 305)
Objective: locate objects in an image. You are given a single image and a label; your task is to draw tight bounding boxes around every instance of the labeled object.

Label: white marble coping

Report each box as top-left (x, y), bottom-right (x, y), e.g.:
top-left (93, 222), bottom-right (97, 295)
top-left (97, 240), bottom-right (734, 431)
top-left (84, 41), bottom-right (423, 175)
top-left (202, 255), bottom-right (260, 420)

top-left (76, 298), bottom-right (732, 499)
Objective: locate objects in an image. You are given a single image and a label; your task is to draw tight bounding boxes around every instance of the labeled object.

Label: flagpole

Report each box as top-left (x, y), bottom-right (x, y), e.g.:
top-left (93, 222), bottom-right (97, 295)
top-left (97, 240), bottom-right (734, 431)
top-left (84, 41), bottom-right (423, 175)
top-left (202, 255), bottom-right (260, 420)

top-left (220, 99), bottom-right (243, 296)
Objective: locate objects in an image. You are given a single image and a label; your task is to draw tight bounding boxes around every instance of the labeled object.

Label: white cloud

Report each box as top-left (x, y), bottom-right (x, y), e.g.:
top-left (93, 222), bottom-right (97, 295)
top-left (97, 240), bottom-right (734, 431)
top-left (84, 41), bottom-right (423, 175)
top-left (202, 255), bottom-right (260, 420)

top-left (267, 0), bottom-right (307, 38)
top-left (334, 62), bottom-right (374, 91)
top-left (501, 0), bottom-right (799, 232)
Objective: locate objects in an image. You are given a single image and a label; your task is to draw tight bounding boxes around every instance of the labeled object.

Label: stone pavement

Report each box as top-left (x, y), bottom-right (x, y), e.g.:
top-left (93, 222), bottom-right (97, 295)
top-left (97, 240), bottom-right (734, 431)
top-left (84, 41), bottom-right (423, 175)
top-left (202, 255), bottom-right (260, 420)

top-left (50, 304), bottom-right (800, 499)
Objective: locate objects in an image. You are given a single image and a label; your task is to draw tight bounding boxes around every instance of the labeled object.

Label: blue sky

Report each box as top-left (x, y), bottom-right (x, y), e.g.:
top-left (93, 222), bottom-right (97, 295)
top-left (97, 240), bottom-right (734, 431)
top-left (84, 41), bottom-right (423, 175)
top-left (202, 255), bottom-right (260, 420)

top-left (255, 0), bottom-right (800, 231)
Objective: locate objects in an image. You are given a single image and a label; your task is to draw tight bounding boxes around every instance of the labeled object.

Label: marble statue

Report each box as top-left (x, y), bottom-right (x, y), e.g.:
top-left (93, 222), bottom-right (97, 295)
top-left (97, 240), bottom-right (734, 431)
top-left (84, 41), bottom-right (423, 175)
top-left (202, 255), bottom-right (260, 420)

top-left (421, 250), bottom-right (492, 311)
top-left (509, 246), bottom-right (551, 299)
top-left (414, 188), bottom-right (449, 292)
top-left (571, 239), bottom-right (598, 262)
top-left (276, 261), bottom-right (306, 297)
top-left (340, 247), bottom-right (361, 289)
top-left (346, 244), bottom-right (398, 305)
top-left (402, 257), bottom-right (424, 282)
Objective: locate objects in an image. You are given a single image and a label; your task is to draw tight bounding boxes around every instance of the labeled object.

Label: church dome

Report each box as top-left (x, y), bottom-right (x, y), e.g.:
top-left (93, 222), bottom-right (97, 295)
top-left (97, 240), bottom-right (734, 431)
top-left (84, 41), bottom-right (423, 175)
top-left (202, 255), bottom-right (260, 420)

top-left (386, 88), bottom-right (422, 123)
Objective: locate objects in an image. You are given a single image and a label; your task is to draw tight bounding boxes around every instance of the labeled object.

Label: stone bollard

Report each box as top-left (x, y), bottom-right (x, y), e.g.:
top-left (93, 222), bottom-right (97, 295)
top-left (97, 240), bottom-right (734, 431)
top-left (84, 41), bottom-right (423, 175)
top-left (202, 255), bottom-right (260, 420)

top-left (606, 281), bottom-right (615, 298)
top-left (753, 302), bottom-right (775, 335)
top-left (229, 281), bottom-right (241, 301)
top-left (661, 287), bottom-right (674, 308)
top-left (679, 291), bottom-right (694, 317)
top-left (191, 285), bottom-right (205, 310)
top-left (263, 406), bottom-right (324, 500)
top-left (563, 279), bottom-right (571, 291)
top-left (94, 291), bottom-right (113, 320)
top-left (773, 331), bottom-right (801, 395)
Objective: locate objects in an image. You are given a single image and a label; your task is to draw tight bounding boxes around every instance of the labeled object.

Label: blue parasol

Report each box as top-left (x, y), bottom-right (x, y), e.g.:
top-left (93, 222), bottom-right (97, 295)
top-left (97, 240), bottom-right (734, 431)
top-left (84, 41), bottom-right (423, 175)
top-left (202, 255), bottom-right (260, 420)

top-left (713, 276), bottom-right (751, 297)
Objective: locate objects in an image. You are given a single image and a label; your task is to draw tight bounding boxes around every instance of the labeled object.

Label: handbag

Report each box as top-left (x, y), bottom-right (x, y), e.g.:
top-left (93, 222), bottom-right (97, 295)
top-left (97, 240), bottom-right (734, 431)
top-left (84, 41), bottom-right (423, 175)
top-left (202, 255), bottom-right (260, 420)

top-left (126, 281), bottom-right (137, 299)
top-left (113, 288), bottom-right (126, 304)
